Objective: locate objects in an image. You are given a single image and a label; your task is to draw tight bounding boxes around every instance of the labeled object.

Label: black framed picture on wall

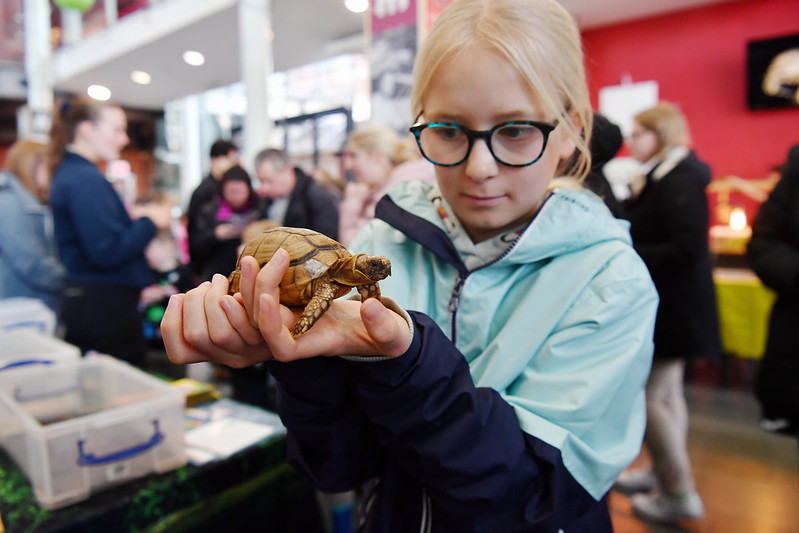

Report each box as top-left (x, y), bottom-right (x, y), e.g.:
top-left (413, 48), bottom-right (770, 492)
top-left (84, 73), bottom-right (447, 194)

top-left (747, 33), bottom-right (799, 110)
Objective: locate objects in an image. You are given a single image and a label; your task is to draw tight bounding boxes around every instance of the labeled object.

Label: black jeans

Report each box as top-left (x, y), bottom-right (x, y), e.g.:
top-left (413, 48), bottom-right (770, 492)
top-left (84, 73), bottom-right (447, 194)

top-left (62, 280), bottom-right (146, 368)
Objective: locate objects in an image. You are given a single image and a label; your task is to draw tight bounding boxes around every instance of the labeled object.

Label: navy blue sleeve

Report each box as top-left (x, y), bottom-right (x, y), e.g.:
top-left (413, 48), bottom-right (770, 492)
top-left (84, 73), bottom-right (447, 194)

top-left (268, 356), bottom-right (384, 492)
top-left (273, 312), bottom-right (608, 530)
top-left (346, 312), bottom-right (605, 530)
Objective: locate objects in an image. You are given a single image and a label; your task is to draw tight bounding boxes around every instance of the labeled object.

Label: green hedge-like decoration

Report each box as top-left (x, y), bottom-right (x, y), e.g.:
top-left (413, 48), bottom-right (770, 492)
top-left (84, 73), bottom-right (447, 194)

top-left (53, 0), bottom-right (96, 12)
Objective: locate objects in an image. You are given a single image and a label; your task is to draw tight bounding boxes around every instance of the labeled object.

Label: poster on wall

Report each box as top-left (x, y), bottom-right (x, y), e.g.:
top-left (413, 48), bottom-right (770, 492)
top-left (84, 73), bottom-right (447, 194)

top-left (370, 0), bottom-right (417, 133)
top-left (747, 33), bottom-right (799, 110)
top-left (598, 80), bottom-right (659, 138)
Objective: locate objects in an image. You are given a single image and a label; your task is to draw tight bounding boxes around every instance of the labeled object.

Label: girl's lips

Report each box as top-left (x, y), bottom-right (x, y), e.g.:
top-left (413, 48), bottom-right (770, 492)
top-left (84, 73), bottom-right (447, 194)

top-left (462, 192), bottom-right (505, 206)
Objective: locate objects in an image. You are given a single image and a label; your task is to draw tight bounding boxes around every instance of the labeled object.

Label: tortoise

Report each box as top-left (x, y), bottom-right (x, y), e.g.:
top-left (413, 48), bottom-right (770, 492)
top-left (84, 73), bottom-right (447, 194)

top-left (228, 227), bottom-right (392, 336)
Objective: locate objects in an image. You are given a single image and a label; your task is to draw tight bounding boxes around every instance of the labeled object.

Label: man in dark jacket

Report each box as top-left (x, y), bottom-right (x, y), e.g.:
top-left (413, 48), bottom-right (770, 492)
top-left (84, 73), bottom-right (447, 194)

top-left (254, 148), bottom-right (339, 240)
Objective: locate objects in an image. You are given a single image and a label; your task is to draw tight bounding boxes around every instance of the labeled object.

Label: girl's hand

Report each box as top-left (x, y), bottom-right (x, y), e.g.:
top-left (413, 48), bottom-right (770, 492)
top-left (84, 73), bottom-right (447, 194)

top-left (161, 274), bottom-right (273, 368)
top-left (237, 251), bottom-right (411, 361)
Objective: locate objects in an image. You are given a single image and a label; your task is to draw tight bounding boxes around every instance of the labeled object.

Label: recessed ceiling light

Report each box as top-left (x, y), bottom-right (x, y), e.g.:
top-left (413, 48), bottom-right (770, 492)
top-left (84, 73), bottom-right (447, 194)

top-left (344, 0), bottom-right (368, 13)
top-left (130, 70), bottom-right (152, 85)
top-left (183, 50), bottom-right (205, 66)
top-left (87, 84), bottom-right (111, 101)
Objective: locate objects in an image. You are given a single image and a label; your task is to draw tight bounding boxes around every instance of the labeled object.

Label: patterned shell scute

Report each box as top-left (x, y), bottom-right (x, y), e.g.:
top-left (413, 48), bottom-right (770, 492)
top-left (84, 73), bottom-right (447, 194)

top-left (233, 227), bottom-right (353, 305)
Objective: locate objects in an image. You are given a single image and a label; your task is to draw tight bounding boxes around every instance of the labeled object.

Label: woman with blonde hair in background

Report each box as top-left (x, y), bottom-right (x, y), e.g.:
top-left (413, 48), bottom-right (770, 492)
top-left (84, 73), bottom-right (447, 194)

top-left (0, 139), bottom-right (65, 315)
top-left (48, 97), bottom-right (172, 368)
top-left (338, 124), bottom-right (434, 245)
top-left (616, 101), bottom-right (721, 524)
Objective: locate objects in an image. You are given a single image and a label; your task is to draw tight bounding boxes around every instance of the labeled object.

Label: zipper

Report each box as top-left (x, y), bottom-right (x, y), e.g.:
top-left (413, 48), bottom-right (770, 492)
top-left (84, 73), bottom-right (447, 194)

top-left (418, 489), bottom-right (432, 533)
top-left (445, 193), bottom-right (555, 342)
top-left (448, 273), bottom-right (466, 342)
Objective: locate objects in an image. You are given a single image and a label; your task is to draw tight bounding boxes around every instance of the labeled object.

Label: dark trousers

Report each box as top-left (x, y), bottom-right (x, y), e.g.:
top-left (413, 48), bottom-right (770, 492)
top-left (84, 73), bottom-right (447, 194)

top-left (62, 280), bottom-right (146, 368)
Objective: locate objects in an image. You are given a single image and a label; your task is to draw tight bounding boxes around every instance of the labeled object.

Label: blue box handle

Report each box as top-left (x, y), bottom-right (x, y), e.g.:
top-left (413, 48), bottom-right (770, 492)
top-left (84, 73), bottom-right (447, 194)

top-left (77, 420), bottom-right (164, 466)
top-left (0, 359), bottom-right (54, 372)
top-left (14, 383), bottom-right (79, 403)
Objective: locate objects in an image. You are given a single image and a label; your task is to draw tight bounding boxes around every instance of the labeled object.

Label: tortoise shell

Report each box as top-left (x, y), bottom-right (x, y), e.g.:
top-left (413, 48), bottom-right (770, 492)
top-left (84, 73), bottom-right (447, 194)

top-left (228, 227), bottom-right (391, 335)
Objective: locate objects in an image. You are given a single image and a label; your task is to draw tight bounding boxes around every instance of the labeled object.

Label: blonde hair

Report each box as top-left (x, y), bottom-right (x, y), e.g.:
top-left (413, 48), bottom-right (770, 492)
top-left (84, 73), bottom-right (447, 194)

top-left (634, 102), bottom-right (691, 159)
top-left (348, 125), bottom-right (418, 167)
top-left (4, 140), bottom-right (49, 203)
top-left (410, 0), bottom-right (592, 181)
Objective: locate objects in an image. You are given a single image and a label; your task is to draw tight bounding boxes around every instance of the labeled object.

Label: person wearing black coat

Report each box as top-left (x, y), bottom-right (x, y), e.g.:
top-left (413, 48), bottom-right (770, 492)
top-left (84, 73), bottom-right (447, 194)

top-left (746, 144), bottom-right (799, 438)
top-left (253, 148), bottom-right (340, 240)
top-left (584, 113), bottom-right (625, 218)
top-left (615, 102), bottom-right (721, 524)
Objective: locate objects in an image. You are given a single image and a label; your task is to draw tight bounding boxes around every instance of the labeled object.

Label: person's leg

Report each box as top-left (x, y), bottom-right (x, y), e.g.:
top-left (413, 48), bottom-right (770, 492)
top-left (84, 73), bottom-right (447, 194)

top-left (633, 358), bottom-right (704, 522)
top-left (644, 358), bottom-right (695, 494)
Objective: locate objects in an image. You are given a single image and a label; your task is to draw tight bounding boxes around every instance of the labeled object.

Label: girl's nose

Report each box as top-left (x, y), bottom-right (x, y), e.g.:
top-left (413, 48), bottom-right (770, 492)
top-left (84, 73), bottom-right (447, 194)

top-left (464, 138), bottom-right (498, 182)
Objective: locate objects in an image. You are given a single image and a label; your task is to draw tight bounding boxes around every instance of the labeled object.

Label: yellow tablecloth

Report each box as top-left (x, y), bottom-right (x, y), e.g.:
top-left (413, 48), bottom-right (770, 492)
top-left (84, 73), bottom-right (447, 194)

top-left (714, 268), bottom-right (776, 360)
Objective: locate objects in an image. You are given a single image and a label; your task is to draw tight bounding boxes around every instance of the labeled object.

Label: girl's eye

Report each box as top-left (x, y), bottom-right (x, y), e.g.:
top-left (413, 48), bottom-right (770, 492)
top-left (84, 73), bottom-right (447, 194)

top-left (431, 126), bottom-right (463, 142)
top-left (496, 125), bottom-right (537, 140)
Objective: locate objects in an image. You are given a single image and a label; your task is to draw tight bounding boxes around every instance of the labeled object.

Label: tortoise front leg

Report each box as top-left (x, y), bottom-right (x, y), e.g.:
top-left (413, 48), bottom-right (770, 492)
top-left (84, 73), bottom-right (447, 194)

top-left (357, 283), bottom-right (381, 301)
top-left (293, 282), bottom-right (338, 336)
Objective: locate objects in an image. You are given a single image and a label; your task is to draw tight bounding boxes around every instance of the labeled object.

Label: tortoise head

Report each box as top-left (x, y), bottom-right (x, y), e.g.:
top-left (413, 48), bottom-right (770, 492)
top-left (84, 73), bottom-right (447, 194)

top-left (351, 254), bottom-right (392, 283)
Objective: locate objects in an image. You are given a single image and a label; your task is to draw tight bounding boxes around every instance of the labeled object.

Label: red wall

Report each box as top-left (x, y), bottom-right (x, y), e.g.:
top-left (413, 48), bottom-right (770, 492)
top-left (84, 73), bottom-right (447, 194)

top-left (582, 0), bottom-right (799, 216)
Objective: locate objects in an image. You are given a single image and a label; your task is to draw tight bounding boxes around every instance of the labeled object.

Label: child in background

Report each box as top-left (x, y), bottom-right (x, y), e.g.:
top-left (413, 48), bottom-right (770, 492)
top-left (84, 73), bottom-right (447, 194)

top-left (161, 0), bottom-right (659, 530)
top-left (140, 228), bottom-right (194, 347)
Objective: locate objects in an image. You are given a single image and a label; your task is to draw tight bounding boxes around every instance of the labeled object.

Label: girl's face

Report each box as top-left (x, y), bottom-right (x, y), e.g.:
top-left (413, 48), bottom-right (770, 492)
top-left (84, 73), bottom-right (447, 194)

top-left (223, 180), bottom-right (251, 210)
top-left (79, 106), bottom-right (129, 162)
top-left (627, 121), bottom-right (659, 162)
top-left (422, 46), bottom-right (576, 243)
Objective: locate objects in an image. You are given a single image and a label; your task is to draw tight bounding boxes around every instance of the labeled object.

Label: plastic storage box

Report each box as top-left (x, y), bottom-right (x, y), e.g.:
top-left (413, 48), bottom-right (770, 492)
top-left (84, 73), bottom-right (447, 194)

top-left (0, 297), bottom-right (57, 336)
top-left (0, 355), bottom-right (186, 510)
top-left (0, 330), bottom-right (81, 374)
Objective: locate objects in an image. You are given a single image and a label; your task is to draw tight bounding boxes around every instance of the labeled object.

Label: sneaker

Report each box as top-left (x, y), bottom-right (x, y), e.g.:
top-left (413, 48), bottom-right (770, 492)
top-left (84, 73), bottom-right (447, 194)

top-left (613, 469), bottom-right (658, 495)
top-left (631, 491), bottom-right (705, 523)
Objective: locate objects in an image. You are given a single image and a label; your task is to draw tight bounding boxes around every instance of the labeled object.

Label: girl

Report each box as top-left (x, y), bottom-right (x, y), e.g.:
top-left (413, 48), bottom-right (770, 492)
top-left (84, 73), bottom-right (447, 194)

top-left (162, 0), bottom-right (658, 530)
top-left (0, 140), bottom-right (64, 315)
top-left (48, 98), bottom-right (171, 367)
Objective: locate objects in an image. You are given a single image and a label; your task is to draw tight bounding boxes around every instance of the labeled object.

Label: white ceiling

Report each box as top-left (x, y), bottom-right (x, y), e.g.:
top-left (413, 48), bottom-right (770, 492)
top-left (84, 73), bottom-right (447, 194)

top-left (50, 0), bottom-right (737, 111)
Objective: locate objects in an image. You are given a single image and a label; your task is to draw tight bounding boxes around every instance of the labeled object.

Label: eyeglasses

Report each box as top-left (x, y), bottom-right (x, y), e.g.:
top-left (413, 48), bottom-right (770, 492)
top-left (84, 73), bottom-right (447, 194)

top-left (409, 120), bottom-right (558, 167)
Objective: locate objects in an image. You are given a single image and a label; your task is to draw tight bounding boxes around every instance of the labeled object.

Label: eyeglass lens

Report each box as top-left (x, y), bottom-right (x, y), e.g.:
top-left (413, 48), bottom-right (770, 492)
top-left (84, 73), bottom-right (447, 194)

top-left (417, 123), bottom-right (548, 166)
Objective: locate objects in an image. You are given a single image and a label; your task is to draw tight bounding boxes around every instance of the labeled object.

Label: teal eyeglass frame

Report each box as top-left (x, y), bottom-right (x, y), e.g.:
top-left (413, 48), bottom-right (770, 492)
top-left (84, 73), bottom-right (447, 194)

top-left (409, 120), bottom-right (559, 167)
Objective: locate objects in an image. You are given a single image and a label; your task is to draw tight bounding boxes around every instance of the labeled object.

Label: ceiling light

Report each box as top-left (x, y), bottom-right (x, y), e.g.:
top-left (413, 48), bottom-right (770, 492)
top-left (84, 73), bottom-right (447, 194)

top-left (87, 84), bottom-right (111, 101)
top-left (183, 50), bottom-right (205, 66)
top-left (130, 70), bottom-right (152, 85)
top-left (344, 0), bottom-right (368, 14)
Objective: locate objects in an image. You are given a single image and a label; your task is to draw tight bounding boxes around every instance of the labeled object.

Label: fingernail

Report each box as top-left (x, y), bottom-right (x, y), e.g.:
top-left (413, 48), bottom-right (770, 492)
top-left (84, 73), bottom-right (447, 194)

top-left (361, 298), bottom-right (381, 321)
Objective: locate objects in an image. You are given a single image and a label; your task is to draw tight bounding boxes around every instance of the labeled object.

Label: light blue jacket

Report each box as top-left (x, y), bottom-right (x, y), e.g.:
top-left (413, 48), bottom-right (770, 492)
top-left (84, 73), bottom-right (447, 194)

top-left (0, 171), bottom-right (64, 313)
top-left (352, 180), bottom-right (658, 500)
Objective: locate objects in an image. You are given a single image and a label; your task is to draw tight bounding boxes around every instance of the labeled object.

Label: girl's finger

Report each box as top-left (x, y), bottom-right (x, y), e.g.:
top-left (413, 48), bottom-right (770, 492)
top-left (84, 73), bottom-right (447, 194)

top-left (257, 292), bottom-right (298, 361)
top-left (220, 294), bottom-right (269, 347)
top-left (238, 256), bottom-right (259, 326)
top-left (203, 274), bottom-right (251, 351)
top-left (254, 248), bottom-right (290, 324)
top-left (161, 294), bottom-right (207, 364)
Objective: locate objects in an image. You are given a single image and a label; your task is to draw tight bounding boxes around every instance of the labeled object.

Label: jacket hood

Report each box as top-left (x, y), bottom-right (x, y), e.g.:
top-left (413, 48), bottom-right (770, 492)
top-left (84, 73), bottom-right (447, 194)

top-left (381, 180), bottom-right (633, 269)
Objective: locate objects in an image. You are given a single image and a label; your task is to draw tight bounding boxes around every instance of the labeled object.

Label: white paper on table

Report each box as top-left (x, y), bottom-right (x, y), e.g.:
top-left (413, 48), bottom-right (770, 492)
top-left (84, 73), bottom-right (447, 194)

top-left (184, 417), bottom-right (281, 458)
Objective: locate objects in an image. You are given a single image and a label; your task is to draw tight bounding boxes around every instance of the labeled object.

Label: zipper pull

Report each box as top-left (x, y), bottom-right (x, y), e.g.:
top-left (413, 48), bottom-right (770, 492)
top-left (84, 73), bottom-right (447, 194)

top-left (449, 274), bottom-right (465, 313)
